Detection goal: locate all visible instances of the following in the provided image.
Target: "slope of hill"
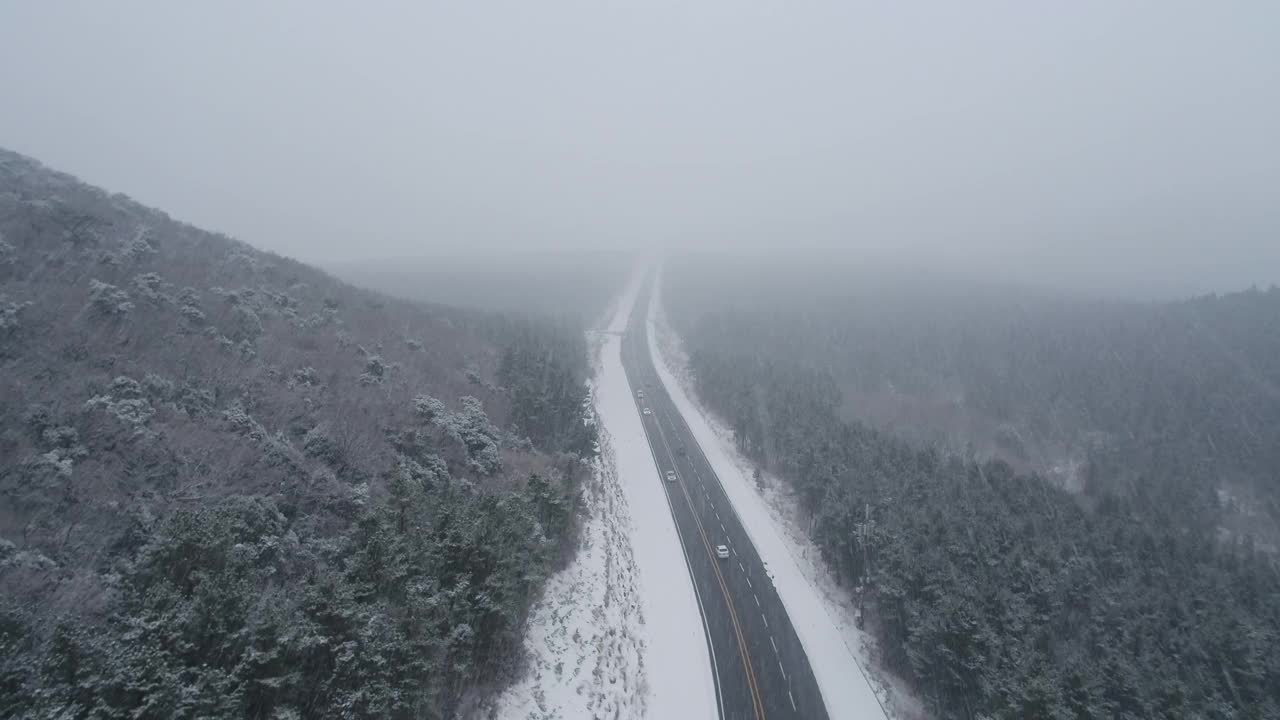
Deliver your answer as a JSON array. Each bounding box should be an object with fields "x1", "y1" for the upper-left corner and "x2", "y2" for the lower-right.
[
  {"x1": 0, "y1": 148, "x2": 595, "y2": 718},
  {"x1": 662, "y1": 256, "x2": 1280, "y2": 718}
]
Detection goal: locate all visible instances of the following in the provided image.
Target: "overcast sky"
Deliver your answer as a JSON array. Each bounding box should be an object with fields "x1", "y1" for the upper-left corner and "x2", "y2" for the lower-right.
[{"x1": 1, "y1": 2, "x2": 1276, "y2": 292}]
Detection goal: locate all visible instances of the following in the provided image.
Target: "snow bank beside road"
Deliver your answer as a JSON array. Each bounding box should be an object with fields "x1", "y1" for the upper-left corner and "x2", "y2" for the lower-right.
[
  {"x1": 601, "y1": 267, "x2": 717, "y2": 719},
  {"x1": 490, "y1": 419, "x2": 647, "y2": 720},
  {"x1": 647, "y1": 268, "x2": 896, "y2": 720},
  {"x1": 606, "y1": 266, "x2": 644, "y2": 334},
  {"x1": 492, "y1": 267, "x2": 715, "y2": 720}
]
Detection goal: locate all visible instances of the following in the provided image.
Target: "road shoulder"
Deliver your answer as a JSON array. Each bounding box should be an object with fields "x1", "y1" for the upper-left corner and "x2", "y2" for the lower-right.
[{"x1": 647, "y1": 266, "x2": 909, "y2": 720}]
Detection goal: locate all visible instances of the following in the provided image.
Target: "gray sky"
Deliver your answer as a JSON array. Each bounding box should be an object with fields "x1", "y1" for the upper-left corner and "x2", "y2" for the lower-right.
[{"x1": 1, "y1": 2, "x2": 1277, "y2": 292}]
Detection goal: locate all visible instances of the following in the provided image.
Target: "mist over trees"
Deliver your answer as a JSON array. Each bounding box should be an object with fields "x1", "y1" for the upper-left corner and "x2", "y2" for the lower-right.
[
  {"x1": 0, "y1": 148, "x2": 596, "y2": 718},
  {"x1": 330, "y1": 252, "x2": 631, "y2": 330},
  {"x1": 663, "y1": 258, "x2": 1280, "y2": 718}
]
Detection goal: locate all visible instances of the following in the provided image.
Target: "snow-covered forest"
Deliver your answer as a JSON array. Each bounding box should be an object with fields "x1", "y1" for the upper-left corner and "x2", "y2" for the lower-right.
[
  {"x1": 0, "y1": 149, "x2": 598, "y2": 718},
  {"x1": 663, "y1": 256, "x2": 1280, "y2": 718}
]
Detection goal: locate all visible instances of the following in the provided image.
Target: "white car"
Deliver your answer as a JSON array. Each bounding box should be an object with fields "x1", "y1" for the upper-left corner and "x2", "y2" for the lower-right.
[
  {"x1": 715, "y1": 544, "x2": 730, "y2": 559},
  {"x1": 642, "y1": 407, "x2": 651, "y2": 415},
  {"x1": 637, "y1": 389, "x2": 645, "y2": 398},
  {"x1": 665, "y1": 470, "x2": 677, "y2": 482}
]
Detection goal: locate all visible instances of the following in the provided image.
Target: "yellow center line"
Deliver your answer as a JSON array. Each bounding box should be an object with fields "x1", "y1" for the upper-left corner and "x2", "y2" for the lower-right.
[
  {"x1": 652, "y1": 406, "x2": 767, "y2": 720},
  {"x1": 675, "y1": 474, "x2": 767, "y2": 720}
]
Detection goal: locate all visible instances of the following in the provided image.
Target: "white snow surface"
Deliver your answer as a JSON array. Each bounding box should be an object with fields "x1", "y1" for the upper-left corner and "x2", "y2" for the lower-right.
[
  {"x1": 603, "y1": 267, "x2": 717, "y2": 719},
  {"x1": 492, "y1": 266, "x2": 717, "y2": 720},
  {"x1": 647, "y1": 267, "x2": 897, "y2": 720},
  {"x1": 488, "y1": 392, "x2": 647, "y2": 720}
]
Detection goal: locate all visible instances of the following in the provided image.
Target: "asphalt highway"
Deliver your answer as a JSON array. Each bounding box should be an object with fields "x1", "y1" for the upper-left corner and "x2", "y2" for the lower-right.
[{"x1": 621, "y1": 281, "x2": 829, "y2": 720}]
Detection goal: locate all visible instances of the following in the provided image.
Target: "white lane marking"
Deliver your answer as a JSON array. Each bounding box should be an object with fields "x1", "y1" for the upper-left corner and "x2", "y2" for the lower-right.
[
  {"x1": 738, "y1": 562, "x2": 746, "y2": 573},
  {"x1": 745, "y1": 576, "x2": 752, "y2": 589},
  {"x1": 753, "y1": 593, "x2": 760, "y2": 607},
  {"x1": 719, "y1": 522, "x2": 726, "y2": 533},
  {"x1": 732, "y1": 547, "x2": 739, "y2": 557},
  {"x1": 628, "y1": 366, "x2": 726, "y2": 716},
  {"x1": 789, "y1": 690, "x2": 797, "y2": 711},
  {"x1": 779, "y1": 663, "x2": 786, "y2": 680},
  {"x1": 762, "y1": 614, "x2": 769, "y2": 628},
  {"x1": 770, "y1": 636, "x2": 778, "y2": 655}
]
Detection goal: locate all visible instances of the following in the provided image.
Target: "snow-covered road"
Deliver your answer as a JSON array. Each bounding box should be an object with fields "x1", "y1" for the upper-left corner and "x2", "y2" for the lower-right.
[
  {"x1": 492, "y1": 266, "x2": 717, "y2": 720},
  {"x1": 647, "y1": 266, "x2": 898, "y2": 720},
  {"x1": 602, "y1": 267, "x2": 718, "y2": 719},
  {"x1": 495, "y1": 263, "x2": 907, "y2": 720}
]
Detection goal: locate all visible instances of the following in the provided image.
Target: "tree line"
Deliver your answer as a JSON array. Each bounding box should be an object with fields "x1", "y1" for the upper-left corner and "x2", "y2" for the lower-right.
[{"x1": 665, "y1": 263, "x2": 1280, "y2": 718}]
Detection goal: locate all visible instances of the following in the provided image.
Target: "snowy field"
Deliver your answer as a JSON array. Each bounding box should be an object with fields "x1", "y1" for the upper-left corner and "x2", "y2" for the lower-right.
[
  {"x1": 492, "y1": 267, "x2": 717, "y2": 720},
  {"x1": 647, "y1": 267, "x2": 914, "y2": 720}
]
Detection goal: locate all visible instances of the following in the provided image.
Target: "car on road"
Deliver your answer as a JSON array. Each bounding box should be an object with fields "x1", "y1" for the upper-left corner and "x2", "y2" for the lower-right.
[
  {"x1": 665, "y1": 470, "x2": 677, "y2": 482},
  {"x1": 715, "y1": 544, "x2": 730, "y2": 559},
  {"x1": 636, "y1": 389, "x2": 644, "y2": 398},
  {"x1": 676, "y1": 443, "x2": 687, "y2": 456},
  {"x1": 642, "y1": 407, "x2": 651, "y2": 415}
]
